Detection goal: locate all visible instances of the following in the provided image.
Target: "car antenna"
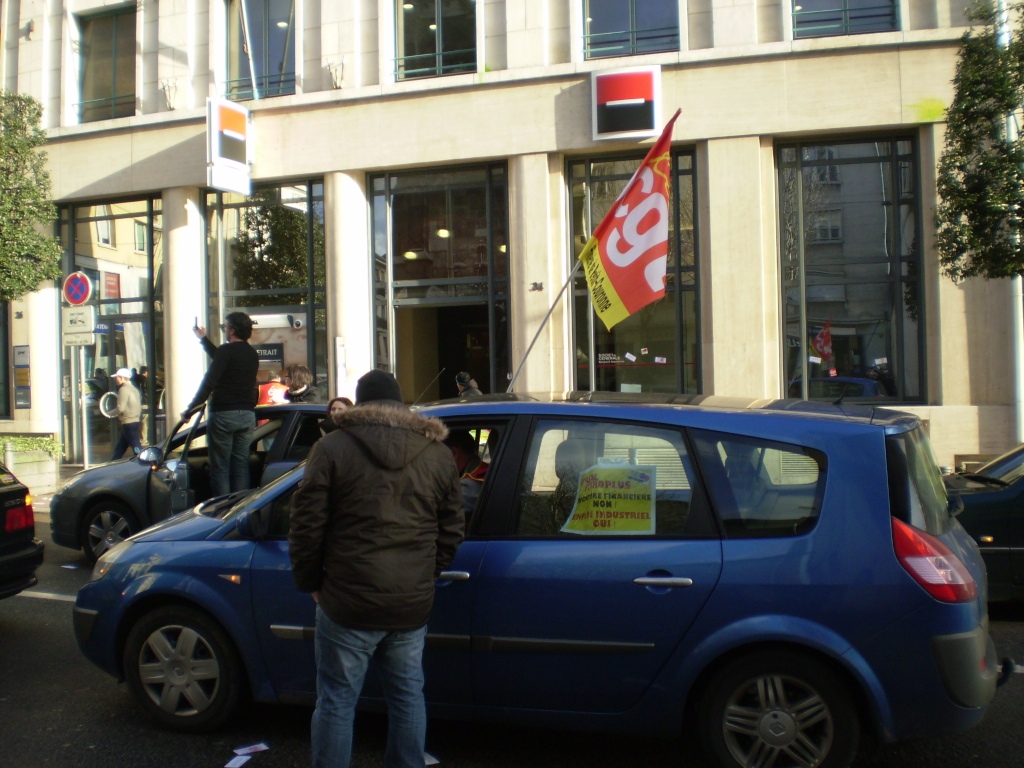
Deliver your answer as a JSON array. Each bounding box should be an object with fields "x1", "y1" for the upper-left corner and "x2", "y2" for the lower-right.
[
  {"x1": 832, "y1": 383, "x2": 851, "y2": 407},
  {"x1": 413, "y1": 368, "x2": 446, "y2": 405}
]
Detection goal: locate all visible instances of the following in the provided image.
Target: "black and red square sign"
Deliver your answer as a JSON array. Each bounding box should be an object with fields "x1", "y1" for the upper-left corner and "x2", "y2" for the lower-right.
[{"x1": 591, "y1": 66, "x2": 663, "y2": 141}]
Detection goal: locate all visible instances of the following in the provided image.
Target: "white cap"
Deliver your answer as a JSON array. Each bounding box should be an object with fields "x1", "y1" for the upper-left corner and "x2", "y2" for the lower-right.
[{"x1": 114, "y1": 367, "x2": 133, "y2": 379}]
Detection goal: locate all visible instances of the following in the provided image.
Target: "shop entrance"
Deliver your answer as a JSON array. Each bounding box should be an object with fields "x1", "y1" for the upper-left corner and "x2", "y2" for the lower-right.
[{"x1": 395, "y1": 304, "x2": 491, "y2": 402}]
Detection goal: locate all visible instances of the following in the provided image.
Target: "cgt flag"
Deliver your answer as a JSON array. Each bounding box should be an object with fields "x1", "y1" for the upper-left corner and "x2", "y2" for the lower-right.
[
  {"x1": 580, "y1": 108, "x2": 681, "y2": 331},
  {"x1": 811, "y1": 321, "x2": 833, "y2": 362}
]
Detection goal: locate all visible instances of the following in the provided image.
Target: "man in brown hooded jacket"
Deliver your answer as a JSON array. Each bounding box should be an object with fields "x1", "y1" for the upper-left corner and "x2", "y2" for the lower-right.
[{"x1": 289, "y1": 369, "x2": 464, "y2": 768}]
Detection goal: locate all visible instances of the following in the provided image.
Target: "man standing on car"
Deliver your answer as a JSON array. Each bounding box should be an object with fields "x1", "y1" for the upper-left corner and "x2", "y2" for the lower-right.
[
  {"x1": 182, "y1": 312, "x2": 259, "y2": 496},
  {"x1": 110, "y1": 367, "x2": 142, "y2": 461},
  {"x1": 289, "y1": 369, "x2": 464, "y2": 768}
]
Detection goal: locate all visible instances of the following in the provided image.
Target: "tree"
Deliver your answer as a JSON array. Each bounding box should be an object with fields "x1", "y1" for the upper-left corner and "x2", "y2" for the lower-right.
[
  {"x1": 936, "y1": 2, "x2": 1024, "y2": 281},
  {"x1": 0, "y1": 91, "x2": 62, "y2": 302},
  {"x1": 232, "y1": 187, "x2": 325, "y2": 308}
]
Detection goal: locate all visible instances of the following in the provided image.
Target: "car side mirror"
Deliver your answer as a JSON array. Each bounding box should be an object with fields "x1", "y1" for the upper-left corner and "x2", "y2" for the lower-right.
[{"x1": 138, "y1": 447, "x2": 162, "y2": 464}]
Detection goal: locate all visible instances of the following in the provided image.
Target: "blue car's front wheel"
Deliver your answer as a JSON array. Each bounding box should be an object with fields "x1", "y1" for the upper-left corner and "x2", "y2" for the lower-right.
[{"x1": 123, "y1": 605, "x2": 244, "y2": 732}]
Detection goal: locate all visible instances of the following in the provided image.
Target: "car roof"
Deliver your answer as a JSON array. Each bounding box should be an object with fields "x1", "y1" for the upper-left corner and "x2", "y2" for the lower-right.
[{"x1": 415, "y1": 391, "x2": 917, "y2": 430}]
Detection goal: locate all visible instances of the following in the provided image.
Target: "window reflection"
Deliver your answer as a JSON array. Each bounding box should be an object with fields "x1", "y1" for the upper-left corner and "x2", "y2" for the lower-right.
[
  {"x1": 570, "y1": 152, "x2": 698, "y2": 394},
  {"x1": 780, "y1": 139, "x2": 921, "y2": 400},
  {"x1": 206, "y1": 182, "x2": 327, "y2": 394},
  {"x1": 79, "y1": 10, "x2": 136, "y2": 122},
  {"x1": 227, "y1": 0, "x2": 296, "y2": 100},
  {"x1": 396, "y1": 0, "x2": 476, "y2": 80},
  {"x1": 584, "y1": 0, "x2": 680, "y2": 60}
]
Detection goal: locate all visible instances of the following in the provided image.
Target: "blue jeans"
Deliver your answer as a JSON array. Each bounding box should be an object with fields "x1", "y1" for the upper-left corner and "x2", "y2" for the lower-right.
[
  {"x1": 111, "y1": 421, "x2": 142, "y2": 462},
  {"x1": 312, "y1": 606, "x2": 427, "y2": 768},
  {"x1": 206, "y1": 409, "x2": 255, "y2": 497}
]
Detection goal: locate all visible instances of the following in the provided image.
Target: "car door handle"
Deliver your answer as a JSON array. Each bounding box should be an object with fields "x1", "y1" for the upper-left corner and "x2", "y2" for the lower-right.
[
  {"x1": 438, "y1": 571, "x2": 470, "y2": 581},
  {"x1": 633, "y1": 576, "x2": 693, "y2": 587}
]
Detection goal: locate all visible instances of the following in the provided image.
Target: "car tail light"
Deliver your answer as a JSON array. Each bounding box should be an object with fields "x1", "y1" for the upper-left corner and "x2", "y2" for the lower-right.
[
  {"x1": 892, "y1": 517, "x2": 977, "y2": 603},
  {"x1": 4, "y1": 497, "x2": 34, "y2": 533}
]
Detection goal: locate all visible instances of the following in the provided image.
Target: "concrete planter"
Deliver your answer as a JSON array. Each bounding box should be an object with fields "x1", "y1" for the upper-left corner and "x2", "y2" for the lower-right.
[{"x1": 2, "y1": 447, "x2": 59, "y2": 494}]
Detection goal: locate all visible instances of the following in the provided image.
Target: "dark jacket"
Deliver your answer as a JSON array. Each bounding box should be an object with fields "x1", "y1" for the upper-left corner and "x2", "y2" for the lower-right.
[
  {"x1": 286, "y1": 385, "x2": 322, "y2": 404},
  {"x1": 187, "y1": 337, "x2": 259, "y2": 412},
  {"x1": 288, "y1": 402, "x2": 465, "y2": 631}
]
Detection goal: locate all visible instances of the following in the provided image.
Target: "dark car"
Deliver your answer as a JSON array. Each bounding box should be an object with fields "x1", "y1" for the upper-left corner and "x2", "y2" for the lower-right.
[
  {"x1": 0, "y1": 462, "x2": 44, "y2": 600},
  {"x1": 787, "y1": 376, "x2": 888, "y2": 399},
  {"x1": 50, "y1": 403, "x2": 327, "y2": 561},
  {"x1": 944, "y1": 444, "x2": 1024, "y2": 601},
  {"x1": 75, "y1": 394, "x2": 1007, "y2": 767}
]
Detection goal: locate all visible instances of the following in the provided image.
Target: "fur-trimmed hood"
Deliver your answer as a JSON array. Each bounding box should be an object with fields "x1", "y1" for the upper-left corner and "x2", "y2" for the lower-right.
[{"x1": 332, "y1": 401, "x2": 449, "y2": 470}]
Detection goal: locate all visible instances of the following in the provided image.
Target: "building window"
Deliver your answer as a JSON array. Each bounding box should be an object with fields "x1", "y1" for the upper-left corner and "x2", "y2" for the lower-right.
[
  {"x1": 96, "y1": 206, "x2": 114, "y2": 246},
  {"x1": 779, "y1": 138, "x2": 922, "y2": 401},
  {"x1": 793, "y1": 0, "x2": 898, "y2": 39},
  {"x1": 206, "y1": 181, "x2": 327, "y2": 390},
  {"x1": 78, "y1": 10, "x2": 136, "y2": 123},
  {"x1": 584, "y1": 0, "x2": 680, "y2": 59},
  {"x1": 395, "y1": 0, "x2": 476, "y2": 80},
  {"x1": 371, "y1": 165, "x2": 510, "y2": 400},
  {"x1": 134, "y1": 221, "x2": 146, "y2": 253},
  {"x1": 807, "y1": 209, "x2": 843, "y2": 242},
  {"x1": 227, "y1": 0, "x2": 296, "y2": 101},
  {"x1": 570, "y1": 151, "x2": 700, "y2": 395},
  {"x1": 59, "y1": 199, "x2": 164, "y2": 464}
]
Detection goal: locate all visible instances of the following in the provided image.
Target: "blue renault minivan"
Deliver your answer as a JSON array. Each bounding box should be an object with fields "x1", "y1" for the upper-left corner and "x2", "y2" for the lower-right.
[{"x1": 73, "y1": 394, "x2": 1009, "y2": 767}]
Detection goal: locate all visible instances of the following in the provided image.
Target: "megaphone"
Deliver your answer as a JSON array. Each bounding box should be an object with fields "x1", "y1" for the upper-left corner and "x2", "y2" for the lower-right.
[{"x1": 98, "y1": 392, "x2": 119, "y2": 418}]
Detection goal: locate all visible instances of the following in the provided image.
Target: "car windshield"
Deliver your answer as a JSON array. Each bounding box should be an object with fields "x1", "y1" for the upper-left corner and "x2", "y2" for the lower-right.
[
  {"x1": 217, "y1": 463, "x2": 306, "y2": 522},
  {"x1": 886, "y1": 426, "x2": 951, "y2": 536},
  {"x1": 974, "y1": 445, "x2": 1024, "y2": 484}
]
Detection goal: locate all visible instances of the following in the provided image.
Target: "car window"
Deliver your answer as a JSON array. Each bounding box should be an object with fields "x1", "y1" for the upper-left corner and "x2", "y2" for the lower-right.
[
  {"x1": 284, "y1": 416, "x2": 325, "y2": 462},
  {"x1": 886, "y1": 426, "x2": 951, "y2": 535},
  {"x1": 690, "y1": 429, "x2": 825, "y2": 538},
  {"x1": 441, "y1": 421, "x2": 506, "y2": 529},
  {"x1": 512, "y1": 419, "x2": 709, "y2": 537}
]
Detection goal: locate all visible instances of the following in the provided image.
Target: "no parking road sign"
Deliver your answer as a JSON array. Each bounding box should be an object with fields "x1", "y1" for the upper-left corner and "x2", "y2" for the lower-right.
[{"x1": 63, "y1": 271, "x2": 93, "y2": 306}]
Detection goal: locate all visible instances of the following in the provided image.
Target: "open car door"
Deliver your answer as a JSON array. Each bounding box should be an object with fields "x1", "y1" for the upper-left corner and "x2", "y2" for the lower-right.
[{"x1": 147, "y1": 404, "x2": 207, "y2": 521}]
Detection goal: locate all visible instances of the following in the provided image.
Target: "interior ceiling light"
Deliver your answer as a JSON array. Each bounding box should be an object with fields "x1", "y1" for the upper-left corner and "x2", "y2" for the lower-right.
[
  {"x1": 276, "y1": 20, "x2": 289, "y2": 28},
  {"x1": 435, "y1": 228, "x2": 450, "y2": 238},
  {"x1": 403, "y1": 251, "x2": 419, "y2": 260}
]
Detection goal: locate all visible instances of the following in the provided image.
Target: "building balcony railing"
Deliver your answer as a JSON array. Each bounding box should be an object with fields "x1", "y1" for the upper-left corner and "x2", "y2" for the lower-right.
[
  {"x1": 77, "y1": 94, "x2": 135, "y2": 123},
  {"x1": 584, "y1": 27, "x2": 680, "y2": 60},
  {"x1": 793, "y1": 1, "x2": 898, "y2": 38},
  {"x1": 225, "y1": 72, "x2": 297, "y2": 102},
  {"x1": 395, "y1": 49, "x2": 476, "y2": 81}
]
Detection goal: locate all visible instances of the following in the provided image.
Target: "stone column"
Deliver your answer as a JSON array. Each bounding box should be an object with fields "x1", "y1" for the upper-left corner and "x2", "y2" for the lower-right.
[{"x1": 162, "y1": 186, "x2": 207, "y2": 419}]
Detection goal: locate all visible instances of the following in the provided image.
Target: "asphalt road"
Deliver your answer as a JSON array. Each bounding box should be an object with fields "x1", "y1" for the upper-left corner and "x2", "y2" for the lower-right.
[{"x1": 1, "y1": 495, "x2": 1022, "y2": 768}]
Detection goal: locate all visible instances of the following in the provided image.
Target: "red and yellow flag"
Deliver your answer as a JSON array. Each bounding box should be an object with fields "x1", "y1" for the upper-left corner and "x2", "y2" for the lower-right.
[{"x1": 580, "y1": 109, "x2": 681, "y2": 330}]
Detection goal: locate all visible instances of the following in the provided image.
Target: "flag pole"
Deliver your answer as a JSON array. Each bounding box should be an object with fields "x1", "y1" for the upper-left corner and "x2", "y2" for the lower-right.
[{"x1": 506, "y1": 259, "x2": 583, "y2": 393}]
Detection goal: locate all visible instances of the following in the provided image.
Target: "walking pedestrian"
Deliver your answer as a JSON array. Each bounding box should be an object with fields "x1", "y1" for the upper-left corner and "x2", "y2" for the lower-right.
[
  {"x1": 183, "y1": 312, "x2": 260, "y2": 496},
  {"x1": 289, "y1": 369, "x2": 465, "y2": 768},
  {"x1": 110, "y1": 367, "x2": 142, "y2": 461},
  {"x1": 455, "y1": 371, "x2": 482, "y2": 396}
]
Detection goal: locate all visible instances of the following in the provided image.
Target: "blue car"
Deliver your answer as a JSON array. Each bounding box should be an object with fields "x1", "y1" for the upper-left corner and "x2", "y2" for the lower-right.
[{"x1": 74, "y1": 394, "x2": 1007, "y2": 768}]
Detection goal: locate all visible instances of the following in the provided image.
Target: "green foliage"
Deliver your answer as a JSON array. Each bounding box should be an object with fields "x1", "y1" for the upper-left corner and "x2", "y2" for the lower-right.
[
  {"x1": 0, "y1": 91, "x2": 62, "y2": 302},
  {"x1": 937, "y1": 3, "x2": 1024, "y2": 281},
  {"x1": 1, "y1": 434, "x2": 63, "y2": 460},
  {"x1": 232, "y1": 187, "x2": 325, "y2": 308}
]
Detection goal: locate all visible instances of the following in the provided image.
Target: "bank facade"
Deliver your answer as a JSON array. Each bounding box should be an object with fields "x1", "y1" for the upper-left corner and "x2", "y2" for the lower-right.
[{"x1": 0, "y1": 0, "x2": 1013, "y2": 469}]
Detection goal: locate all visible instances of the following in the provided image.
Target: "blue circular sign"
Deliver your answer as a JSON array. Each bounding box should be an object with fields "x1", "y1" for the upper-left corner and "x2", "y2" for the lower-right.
[{"x1": 63, "y1": 272, "x2": 92, "y2": 306}]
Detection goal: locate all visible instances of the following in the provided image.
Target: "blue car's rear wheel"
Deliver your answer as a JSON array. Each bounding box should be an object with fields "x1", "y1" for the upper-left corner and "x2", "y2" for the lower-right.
[
  {"x1": 698, "y1": 650, "x2": 859, "y2": 768},
  {"x1": 123, "y1": 605, "x2": 243, "y2": 732}
]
